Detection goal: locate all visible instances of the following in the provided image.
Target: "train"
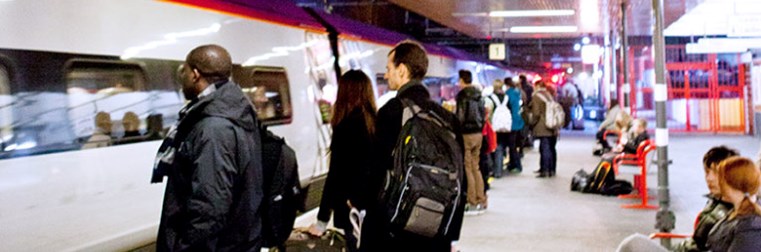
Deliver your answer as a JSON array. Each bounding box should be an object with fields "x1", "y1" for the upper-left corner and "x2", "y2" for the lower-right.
[{"x1": 0, "y1": 0, "x2": 514, "y2": 250}]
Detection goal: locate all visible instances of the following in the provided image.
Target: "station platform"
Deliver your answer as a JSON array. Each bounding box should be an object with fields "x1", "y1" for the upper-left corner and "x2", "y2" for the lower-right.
[
  {"x1": 116, "y1": 132, "x2": 761, "y2": 252},
  {"x1": 294, "y1": 132, "x2": 760, "y2": 251},
  {"x1": 454, "y1": 132, "x2": 759, "y2": 251}
]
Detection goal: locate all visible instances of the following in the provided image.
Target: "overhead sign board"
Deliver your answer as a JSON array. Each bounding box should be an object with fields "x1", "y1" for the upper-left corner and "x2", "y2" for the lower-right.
[{"x1": 489, "y1": 43, "x2": 505, "y2": 60}]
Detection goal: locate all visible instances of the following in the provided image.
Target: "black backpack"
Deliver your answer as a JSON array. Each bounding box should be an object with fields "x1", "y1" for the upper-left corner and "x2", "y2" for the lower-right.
[
  {"x1": 260, "y1": 127, "x2": 303, "y2": 248},
  {"x1": 570, "y1": 169, "x2": 590, "y2": 192},
  {"x1": 584, "y1": 160, "x2": 615, "y2": 194},
  {"x1": 457, "y1": 89, "x2": 485, "y2": 132},
  {"x1": 601, "y1": 180, "x2": 633, "y2": 196},
  {"x1": 381, "y1": 99, "x2": 464, "y2": 238}
]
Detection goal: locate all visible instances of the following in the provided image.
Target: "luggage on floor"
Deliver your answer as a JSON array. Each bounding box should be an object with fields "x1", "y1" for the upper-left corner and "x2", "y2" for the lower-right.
[{"x1": 269, "y1": 229, "x2": 346, "y2": 252}]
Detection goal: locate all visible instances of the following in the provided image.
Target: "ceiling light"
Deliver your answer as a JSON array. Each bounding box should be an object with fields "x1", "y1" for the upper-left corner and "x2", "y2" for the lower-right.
[
  {"x1": 489, "y1": 10, "x2": 575, "y2": 17},
  {"x1": 510, "y1": 26, "x2": 578, "y2": 33}
]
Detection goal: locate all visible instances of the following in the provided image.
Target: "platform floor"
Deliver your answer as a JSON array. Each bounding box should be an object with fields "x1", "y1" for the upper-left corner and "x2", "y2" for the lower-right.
[
  {"x1": 455, "y1": 132, "x2": 760, "y2": 252},
  {"x1": 149, "y1": 132, "x2": 760, "y2": 252}
]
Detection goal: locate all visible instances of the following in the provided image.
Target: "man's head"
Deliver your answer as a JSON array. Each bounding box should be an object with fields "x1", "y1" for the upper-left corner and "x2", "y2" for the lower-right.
[
  {"x1": 504, "y1": 77, "x2": 517, "y2": 88},
  {"x1": 385, "y1": 40, "x2": 428, "y2": 90},
  {"x1": 703, "y1": 146, "x2": 740, "y2": 196},
  {"x1": 458, "y1": 70, "x2": 473, "y2": 86},
  {"x1": 519, "y1": 74, "x2": 528, "y2": 85},
  {"x1": 179, "y1": 44, "x2": 232, "y2": 100}
]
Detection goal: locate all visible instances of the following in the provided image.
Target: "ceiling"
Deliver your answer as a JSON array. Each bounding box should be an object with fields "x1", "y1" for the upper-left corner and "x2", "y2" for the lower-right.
[{"x1": 388, "y1": 0, "x2": 702, "y2": 39}]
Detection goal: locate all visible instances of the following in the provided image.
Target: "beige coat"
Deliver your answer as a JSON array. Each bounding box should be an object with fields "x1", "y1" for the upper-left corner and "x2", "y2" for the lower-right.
[{"x1": 529, "y1": 89, "x2": 559, "y2": 137}]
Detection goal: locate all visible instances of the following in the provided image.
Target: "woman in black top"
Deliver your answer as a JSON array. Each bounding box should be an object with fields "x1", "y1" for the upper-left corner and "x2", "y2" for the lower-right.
[
  {"x1": 706, "y1": 156, "x2": 761, "y2": 252},
  {"x1": 308, "y1": 70, "x2": 376, "y2": 251}
]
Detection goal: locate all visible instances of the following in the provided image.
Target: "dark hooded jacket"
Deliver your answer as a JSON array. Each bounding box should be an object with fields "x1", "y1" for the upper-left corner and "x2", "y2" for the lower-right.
[
  {"x1": 362, "y1": 81, "x2": 466, "y2": 252},
  {"x1": 157, "y1": 81, "x2": 263, "y2": 252},
  {"x1": 455, "y1": 85, "x2": 485, "y2": 134}
]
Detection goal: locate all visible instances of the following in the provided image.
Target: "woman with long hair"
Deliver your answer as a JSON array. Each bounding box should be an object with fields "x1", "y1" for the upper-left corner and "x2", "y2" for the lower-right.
[
  {"x1": 308, "y1": 70, "x2": 376, "y2": 251},
  {"x1": 706, "y1": 156, "x2": 761, "y2": 251}
]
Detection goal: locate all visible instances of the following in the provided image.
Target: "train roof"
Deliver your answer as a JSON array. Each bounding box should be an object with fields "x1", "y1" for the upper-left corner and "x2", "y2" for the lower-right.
[{"x1": 166, "y1": 0, "x2": 325, "y2": 32}]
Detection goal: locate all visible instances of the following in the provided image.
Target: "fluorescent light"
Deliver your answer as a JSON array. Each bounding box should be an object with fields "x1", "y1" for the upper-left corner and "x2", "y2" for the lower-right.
[
  {"x1": 489, "y1": 10, "x2": 575, "y2": 17},
  {"x1": 510, "y1": 26, "x2": 578, "y2": 33}
]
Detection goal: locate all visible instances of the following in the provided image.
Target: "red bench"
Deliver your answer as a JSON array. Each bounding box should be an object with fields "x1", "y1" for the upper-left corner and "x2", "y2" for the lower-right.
[{"x1": 613, "y1": 139, "x2": 658, "y2": 209}]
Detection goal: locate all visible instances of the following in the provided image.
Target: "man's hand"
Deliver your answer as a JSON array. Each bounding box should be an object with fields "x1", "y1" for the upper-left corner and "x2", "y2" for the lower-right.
[{"x1": 307, "y1": 221, "x2": 327, "y2": 236}]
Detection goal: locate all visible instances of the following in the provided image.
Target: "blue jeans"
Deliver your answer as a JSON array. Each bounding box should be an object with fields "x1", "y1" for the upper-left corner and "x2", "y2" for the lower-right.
[
  {"x1": 538, "y1": 136, "x2": 557, "y2": 174},
  {"x1": 493, "y1": 133, "x2": 509, "y2": 177}
]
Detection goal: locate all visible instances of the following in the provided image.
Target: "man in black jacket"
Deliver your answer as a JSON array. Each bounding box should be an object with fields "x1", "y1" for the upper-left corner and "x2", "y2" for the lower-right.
[
  {"x1": 153, "y1": 45, "x2": 263, "y2": 251},
  {"x1": 362, "y1": 41, "x2": 466, "y2": 252},
  {"x1": 455, "y1": 69, "x2": 487, "y2": 214}
]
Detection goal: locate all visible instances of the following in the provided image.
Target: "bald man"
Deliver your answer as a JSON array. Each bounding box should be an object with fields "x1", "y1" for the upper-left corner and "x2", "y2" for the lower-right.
[{"x1": 154, "y1": 45, "x2": 263, "y2": 251}]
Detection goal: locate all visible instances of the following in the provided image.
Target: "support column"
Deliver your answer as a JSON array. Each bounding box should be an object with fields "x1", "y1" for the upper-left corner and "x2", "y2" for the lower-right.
[
  {"x1": 610, "y1": 30, "x2": 618, "y2": 102},
  {"x1": 652, "y1": 0, "x2": 674, "y2": 248},
  {"x1": 621, "y1": 1, "x2": 631, "y2": 114}
]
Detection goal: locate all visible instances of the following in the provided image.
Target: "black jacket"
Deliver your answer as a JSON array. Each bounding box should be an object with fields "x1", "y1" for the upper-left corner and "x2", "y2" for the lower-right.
[
  {"x1": 623, "y1": 132, "x2": 650, "y2": 154},
  {"x1": 673, "y1": 195, "x2": 732, "y2": 252},
  {"x1": 317, "y1": 108, "x2": 375, "y2": 228},
  {"x1": 455, "y1": 85, "x2": 485, "y2": 134},
  {"x1": 362, "y1": 81, "x2": 466, "y2": 252},
  {"x1": 157, "y1": 81, "x2": 263, "y2": 252}
]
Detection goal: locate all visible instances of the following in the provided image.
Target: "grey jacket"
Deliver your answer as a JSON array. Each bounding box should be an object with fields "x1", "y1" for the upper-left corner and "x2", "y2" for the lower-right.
[
  {"x1": 706, "y1": 212, "x2": 761, "y2": 252},
  {"x1": 157, "y1": 81, "x2": 263, "y2": 252}
]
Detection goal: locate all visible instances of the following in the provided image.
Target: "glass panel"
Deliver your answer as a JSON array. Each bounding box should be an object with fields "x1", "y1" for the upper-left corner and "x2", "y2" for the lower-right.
[
  {"x1": 65, "y1": 60, "x2": 148, "y2": 149},
  {"x1": 233, "y1": 66, "x2": 292, "y2": 126}
]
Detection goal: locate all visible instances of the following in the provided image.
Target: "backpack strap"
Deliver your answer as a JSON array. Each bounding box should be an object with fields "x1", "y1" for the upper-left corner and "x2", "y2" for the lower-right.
[
  {"x1": 490, "y1": 94, "x2": 509, "y2": 107},
  {"x1": 400, "y1": 98, "x2": 420, "y2": 126},
  {"x1": 534, "y1": 91, "x2": 552, "y2": 104}
]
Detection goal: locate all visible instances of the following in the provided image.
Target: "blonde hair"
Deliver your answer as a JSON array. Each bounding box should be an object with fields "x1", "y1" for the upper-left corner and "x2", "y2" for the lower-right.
[
  {"x1": 95, "y1": 111, "x2": 112, "y2": 133},
  {"x1": 717, "y1": 156, "x2": 761, "y2": 219},
  {"x1": 492, "y1": 79, "x2": 504, "y2": 93},
  {"x1": 122, "y1": 112, "x2": 140, "y2": 132},
  {"x1": 615, "y1": 111, "x2": 632, "y2": 131}
]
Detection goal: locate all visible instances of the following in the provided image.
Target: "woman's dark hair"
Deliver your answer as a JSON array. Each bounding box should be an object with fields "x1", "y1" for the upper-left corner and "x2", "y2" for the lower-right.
[
  {"x1": 389, "y1": 41, "x2": 428, "y2": 80},
  {"x1": 703, "y1": 145, "x2": 739, "y2": 170},
  {"x1": 504, "y1": 77, "x2": 516, "y2": 88},
  {"x1": 332, "y1": 70, "x2": 377, "y2": 134}
]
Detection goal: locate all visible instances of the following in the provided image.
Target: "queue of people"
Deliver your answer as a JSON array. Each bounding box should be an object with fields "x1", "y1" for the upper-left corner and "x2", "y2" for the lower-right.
[{"x1": 149, "y1": 43, "x2": 761, "y2": 252}]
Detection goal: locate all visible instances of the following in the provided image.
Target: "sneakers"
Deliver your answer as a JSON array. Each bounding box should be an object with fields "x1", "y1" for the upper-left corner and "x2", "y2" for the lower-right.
[{"x1": 464, "y1": 204, "x2": 486, "y2": 216}]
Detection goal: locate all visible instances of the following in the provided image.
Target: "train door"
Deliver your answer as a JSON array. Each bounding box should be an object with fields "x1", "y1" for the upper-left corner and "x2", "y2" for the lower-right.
[{"x1": 0, "y1": 64, "x2": 11, "y2": 151}]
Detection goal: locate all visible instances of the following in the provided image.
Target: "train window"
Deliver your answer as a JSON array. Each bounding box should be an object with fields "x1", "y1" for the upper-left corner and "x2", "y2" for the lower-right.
[
  {"x1": 65, "y1": 60, "x2": 146, "y2": 93},
  {"x1": 233, "y1": 66, "x2": 292, "y2": 126},
  {"x1": 65, "y1": 60, "x2": 148, "y2": 149}
]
